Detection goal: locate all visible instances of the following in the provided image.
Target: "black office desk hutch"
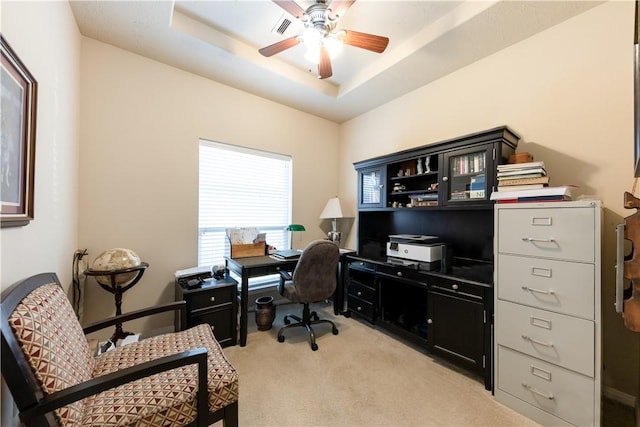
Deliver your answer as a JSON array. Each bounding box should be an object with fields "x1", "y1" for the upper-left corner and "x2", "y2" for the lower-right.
[{"x1": 346, "y1": 126, "x2": 519, "y2": 390}]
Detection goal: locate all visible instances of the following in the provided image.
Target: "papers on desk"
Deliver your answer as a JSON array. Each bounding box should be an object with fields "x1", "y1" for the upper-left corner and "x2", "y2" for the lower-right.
[{"x1": 225, "y1": 227, "x2": 266, "y2": 244}]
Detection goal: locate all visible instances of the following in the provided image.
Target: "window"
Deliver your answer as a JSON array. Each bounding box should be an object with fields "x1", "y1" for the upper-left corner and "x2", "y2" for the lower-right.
[{"x1": 198, "y1": 140, "x2": 292, "y2": 288}]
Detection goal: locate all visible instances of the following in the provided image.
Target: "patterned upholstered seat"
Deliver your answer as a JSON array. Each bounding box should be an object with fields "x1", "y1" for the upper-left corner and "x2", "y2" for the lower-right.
[{"x1": 1, "y1": 273, "x2": 238, "y2": 427}]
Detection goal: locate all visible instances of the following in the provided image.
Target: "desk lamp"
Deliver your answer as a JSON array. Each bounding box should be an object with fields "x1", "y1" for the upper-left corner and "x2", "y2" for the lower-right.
[
  {"x1": 286, "y1": 224, "x2": 305, "y2": 249},
  {"x1": 319, "y1": 197, "x2": 350, "y2": 245}
]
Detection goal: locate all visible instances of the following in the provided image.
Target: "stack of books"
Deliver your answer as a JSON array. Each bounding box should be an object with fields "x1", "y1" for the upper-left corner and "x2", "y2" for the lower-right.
[{"x1": 496, "y1": 161, "x2": 549, "y2": 191}]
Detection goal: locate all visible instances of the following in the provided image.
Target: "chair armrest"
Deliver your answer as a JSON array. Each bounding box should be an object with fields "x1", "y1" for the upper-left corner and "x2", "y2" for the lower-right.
[
  {"x1": 277, "y1": 271, "x2": 293, "y2": 295},
  {"x1": 279, "y1": 271, "x2": 292, "y2": 281},
  {"x1": 21, "y1": 347, "x2": 210, "y2": 425},
  {"x1": 83, "y1": 301, "x2": 187, "y2": 335}
]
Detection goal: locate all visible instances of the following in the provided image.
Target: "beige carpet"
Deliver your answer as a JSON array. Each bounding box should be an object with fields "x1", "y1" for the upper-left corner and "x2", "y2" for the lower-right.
[{"x1": 219, "y1": 301, "x2": 540, "y2": 427}]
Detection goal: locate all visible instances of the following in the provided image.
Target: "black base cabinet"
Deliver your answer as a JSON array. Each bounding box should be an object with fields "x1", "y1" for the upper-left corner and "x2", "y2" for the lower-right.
[
  {"x1": 175, "y1": 276, "x2": 238, "y2": 348},
  {"x1": 344, "y1": 257, "x2": 493, "y2": 390}
]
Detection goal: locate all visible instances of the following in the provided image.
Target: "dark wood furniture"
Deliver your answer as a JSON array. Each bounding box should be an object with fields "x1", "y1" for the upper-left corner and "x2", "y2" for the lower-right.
[
  {"x1": 346, "y1": 126, "x2": 519, "y2": 390},
  {"x1": 84, "y1": 263, "x2": 149, "y2": 346},
  {"x1": 175, "y1": 275, "x2": 238, "y2": 348},
  {"x1": 1, "y1": 272, "x2": 238, "y2": 427},
  {"x1": 225, "y1": 256, "x2": 299, "y2": 346}
]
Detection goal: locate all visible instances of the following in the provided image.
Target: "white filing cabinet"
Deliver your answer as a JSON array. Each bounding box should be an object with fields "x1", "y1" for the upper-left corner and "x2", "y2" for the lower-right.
[{"x1": 494, "y1": 201, "x2": 601, "y2": 426}]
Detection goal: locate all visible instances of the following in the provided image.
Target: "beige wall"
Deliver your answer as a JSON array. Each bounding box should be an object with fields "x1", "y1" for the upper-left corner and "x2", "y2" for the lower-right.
[
  {"x1": 0, "y1": 2, "x2": 81, "y2": 289},
  {"x1": 339, "y1": 1, "x2": 640, "y2": 399},
  {"x1": 2, "y1": 0, "x2": 639, "y2": 415},
  {"x1": 0, "y1": 1, "x2": 81, "y2": 425},
  {"x1": 78, "y1": 38, "x2": 340, "y2": 333}
]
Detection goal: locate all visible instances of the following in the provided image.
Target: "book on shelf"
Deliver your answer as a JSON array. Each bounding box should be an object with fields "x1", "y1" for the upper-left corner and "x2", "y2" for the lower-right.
[
  {"x1": 496, "y1": 184, "x2": 546, "y2": 192},
  {"x1": 496, "y1": 167, "x2": 546, "y2": 177},
  {"x1": 490, "y1": 185, "x2": 573, "y2": 201},
  {"x1": 498, "y1": 175, "x2": 550, "y2": 186}
]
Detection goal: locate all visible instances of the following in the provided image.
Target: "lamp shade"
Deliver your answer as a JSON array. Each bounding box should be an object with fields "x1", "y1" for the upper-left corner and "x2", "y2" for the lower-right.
[
  {"x1": 285, "y1": 224, "x2": 306, "y2": 231},
  {"x1": 319, "y1": 197, "x2": 349, "y2": 219}
]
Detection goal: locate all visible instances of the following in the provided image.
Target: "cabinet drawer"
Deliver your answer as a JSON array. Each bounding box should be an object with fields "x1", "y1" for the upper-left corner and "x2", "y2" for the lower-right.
[
  {"x1": 497, "y1": 207, "x2": 595, "y2": 262},
  {"x1": 348, "y1": 295, "x2": 375, "y2": 321},
  {"x1": 496, "y1": 300, "x2": 594, "y2": 377},
  {"x1": 497, "y1": 254, "x2": 594, "y2": 319},
  {"x1": 349, "y1": 260, "x2": 376, "y2": 272},
  {"x1": 189, "y1": 286, "x2": 235, "y2": 311},
  {"x1": 429, "y1": 276, "x2": 484, "y2": 301},
  {"x1": 377, "y1": 264, "x2": 425, "y2": 283},
  {"x1": 348, "y1": 281, "x2": 375, "y2": 302},
  {"x1": 497, "y1": 346, "x2": 594, "y2": 427}
]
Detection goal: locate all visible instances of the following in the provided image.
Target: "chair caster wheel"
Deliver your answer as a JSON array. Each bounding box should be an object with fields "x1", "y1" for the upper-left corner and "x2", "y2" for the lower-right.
[
  {"x1": 332, "y1": 327, "x2": 339, "y2": 335},
  {"x1": 278, "y1": 335, "x2": 285, "y2": 343},
  {"x1": 311, "y1": 343, "x2": 318, "y2": 351}
]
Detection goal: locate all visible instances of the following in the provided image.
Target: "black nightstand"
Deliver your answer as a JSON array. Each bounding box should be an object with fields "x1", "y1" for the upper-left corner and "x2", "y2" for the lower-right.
[{"x1": 175, "y1": 275, "x2": 238, "y2": 347}]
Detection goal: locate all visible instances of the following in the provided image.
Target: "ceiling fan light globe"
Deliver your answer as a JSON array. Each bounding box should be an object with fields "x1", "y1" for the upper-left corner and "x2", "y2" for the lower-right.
[{"x1": 303, "y1": 27, "x2": 322, "y2": 47}]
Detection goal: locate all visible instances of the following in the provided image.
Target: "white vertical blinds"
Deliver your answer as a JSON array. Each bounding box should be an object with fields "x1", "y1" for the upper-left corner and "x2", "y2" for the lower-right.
[{"x1": 198, "y1": 140, "x2": 292, "y2": 270}]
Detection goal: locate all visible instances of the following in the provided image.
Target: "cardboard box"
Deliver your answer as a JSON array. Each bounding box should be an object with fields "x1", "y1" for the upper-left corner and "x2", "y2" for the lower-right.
[{"x1": 230, "y1": 242, "x2": 266, "y2": 258}]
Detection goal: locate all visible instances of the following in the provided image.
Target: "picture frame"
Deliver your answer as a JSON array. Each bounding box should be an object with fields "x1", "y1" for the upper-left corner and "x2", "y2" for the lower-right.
[{"x1": 1, "y1": 34, "x2": 37, "y2": 227}]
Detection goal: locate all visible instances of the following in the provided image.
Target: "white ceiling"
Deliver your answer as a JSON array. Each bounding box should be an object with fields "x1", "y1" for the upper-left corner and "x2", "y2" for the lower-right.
[{"x1": 69, "y1": 0, "x2": 601, "y2": 123}]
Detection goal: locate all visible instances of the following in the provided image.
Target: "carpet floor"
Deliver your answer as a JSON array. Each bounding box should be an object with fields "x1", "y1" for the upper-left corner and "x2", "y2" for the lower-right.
[{"x1": 219, "y1": 301, "x2": 542, "y2": 426}]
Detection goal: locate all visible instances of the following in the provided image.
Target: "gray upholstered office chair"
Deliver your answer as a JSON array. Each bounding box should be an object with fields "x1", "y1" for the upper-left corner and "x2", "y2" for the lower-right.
[{"x1": 277, "y1": 239, "x2": 340, "y2": 351}]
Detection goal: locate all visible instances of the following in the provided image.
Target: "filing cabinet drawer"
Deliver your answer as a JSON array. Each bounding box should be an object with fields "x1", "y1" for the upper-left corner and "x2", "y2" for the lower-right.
[
  {"x1": 348, "y1": 295, "x2": 375, "y2": 321},
  {"x1": 497, "y1": 207, "x2": 595, "y2": 262},
  {"x1": 497, "y1": 254, "x2": 594, "y2": 319},
  {"x1": 496, "y1": 300, "x2": 594, "y2": 377},
  {"x1": 348, "y1": 281, "x2": 375, "y2": 303},
  {"x1": 497, "y1": 346, "x2": 595, "y2": 427},
  {"x1": 189, "y1": 286, "x2": 235, "y2": 311}
]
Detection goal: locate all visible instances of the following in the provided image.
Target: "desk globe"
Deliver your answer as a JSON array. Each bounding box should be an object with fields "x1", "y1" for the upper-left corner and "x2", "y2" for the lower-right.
[{"x1": 85, "y1": 248, "x2": 149, "y2": 349}]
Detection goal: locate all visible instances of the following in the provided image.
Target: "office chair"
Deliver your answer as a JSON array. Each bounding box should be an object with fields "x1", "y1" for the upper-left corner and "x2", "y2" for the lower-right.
[{"x1": 277, "y1": 239, "x2": 340, "y2": 351}]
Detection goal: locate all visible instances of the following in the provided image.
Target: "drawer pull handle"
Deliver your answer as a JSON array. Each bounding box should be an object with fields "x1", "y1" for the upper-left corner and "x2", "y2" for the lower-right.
[
  {"x1": 522, "y1": 237, "x2": 556, "y2": 243},
  {"x1": 452, "y1": 284, "x2": 459, "y2": 290},
  {"x1": 521, "y1": 286, "x2": 555, "y2": 296},
  {"x1": 210, "y1": 296, "x2": 216, "y2": 302},
  {"x1": 427, "y1": 318, "x2": 433, "y2": 324},
  {"x1": 522, "y1": 383, "x2": 554, "y2": 400},
  {"x1": 521, "y1": 335, "x2": 554, "y2": 348},
  {"x1": 357, "y1": 306, "x2": 362, "y2": 311},
  {"x1": 357, "y1": 291, "x2": 362, "y2": 296},
  {"x1": 397, "y1": 271, "x2": 403, "y2": 277}
]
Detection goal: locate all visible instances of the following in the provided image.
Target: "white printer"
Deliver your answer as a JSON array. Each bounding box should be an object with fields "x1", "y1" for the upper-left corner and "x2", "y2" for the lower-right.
[{"x1": 386, "y1": 234, "x2": 442, "y2": 270}]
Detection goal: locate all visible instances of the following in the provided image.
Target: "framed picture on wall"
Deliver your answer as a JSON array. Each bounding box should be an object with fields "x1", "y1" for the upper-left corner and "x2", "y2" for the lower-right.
[{"x1": 1, "y1": 34, "x2": 37, "y2": 228}]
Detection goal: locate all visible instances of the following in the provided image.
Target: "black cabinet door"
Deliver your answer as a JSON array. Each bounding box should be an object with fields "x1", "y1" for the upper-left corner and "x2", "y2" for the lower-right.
[
  {"x1": 427, "y1": 290, "x2": 485, "y2": 374},
  {"x1": 190, "y1": 304, "x2": 235, "y2": 347}
]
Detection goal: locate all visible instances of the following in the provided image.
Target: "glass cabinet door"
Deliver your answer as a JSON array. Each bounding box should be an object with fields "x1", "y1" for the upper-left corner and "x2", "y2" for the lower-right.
[
  {"x1": 442, "y1": 146, "x2": 492, "y2": 204},
  {"x1": 358, "y1": 167, "x2": 385, "y2": 208}
]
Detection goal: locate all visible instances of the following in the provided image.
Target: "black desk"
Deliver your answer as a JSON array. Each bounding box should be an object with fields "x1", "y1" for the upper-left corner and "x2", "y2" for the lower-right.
[
  {"x1": 225, "y1": 251, "x2": 354, "y2": 346},
  {"x1": 225, "y1": 256, "x2": 298, "y2": 347}
]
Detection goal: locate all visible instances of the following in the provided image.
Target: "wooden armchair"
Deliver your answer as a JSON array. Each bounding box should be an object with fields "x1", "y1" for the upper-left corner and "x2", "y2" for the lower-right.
[{"x1": 0, "y1": 272, "x2": 239, "y2": 426}]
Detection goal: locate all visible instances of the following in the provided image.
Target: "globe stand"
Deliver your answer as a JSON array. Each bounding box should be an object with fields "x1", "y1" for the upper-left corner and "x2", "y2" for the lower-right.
[{"x1": 85, "y1": 263, "x2": 149, "y2": 351}]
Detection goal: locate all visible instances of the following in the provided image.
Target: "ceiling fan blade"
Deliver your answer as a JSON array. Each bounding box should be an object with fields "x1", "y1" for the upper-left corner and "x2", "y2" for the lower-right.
[
  {"x1": 318, "y1": 47, "x2": 332, "y2": 79},
  {"x1": 273, "y1": 0, "x2": 306, "y2": 19},
  {"x1": 328, "y1": 0, "x2": 356, "y2": 20},
  {"x1": 259, "y1": 36, "x2": 301, "y2": 57},
  {"x1": 341, "y1": 30, "x2": 389, "y2": 53}
]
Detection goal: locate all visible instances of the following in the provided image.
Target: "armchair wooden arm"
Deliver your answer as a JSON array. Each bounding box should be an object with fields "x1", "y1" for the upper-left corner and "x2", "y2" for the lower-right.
[{"x1": 82, "y1": 300, "x2": 187, "y2": 334}]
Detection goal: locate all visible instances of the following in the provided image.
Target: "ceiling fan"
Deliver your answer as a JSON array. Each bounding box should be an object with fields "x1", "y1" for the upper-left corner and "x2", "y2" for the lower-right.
[{"x1": 258, "y1": 0, "x2": 390, "y2": 79}]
